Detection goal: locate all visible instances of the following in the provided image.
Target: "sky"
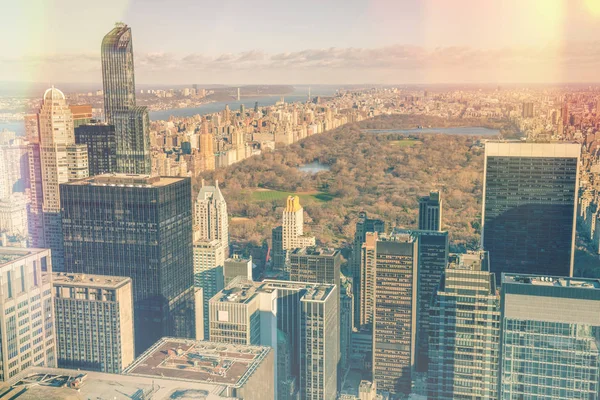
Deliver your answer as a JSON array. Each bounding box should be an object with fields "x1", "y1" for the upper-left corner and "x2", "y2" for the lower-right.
[{"x1": 2, "y1": 0, "x2": 600, "y2": 86}]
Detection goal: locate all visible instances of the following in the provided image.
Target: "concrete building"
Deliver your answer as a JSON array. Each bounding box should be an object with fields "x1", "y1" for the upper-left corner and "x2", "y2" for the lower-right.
[
  {"x1": 281, "y1": 196, "x2": 315, "y2": 254},
  {"x1": 428, "y1": 251, "x2": 499, "y2": 400},
  {"x1": 0, "y1": 194, "x2": 28, "y2": 238},
  {"x1": 289, "y1": 247, "x2": 341, "y2": 286},
  {"x1": 500, "y1": 274, "x2": 600, "y2": 399},
  {"x1": 418, "y1": 190, "x2": 442, "y2": 231},
  {"x1": 61, "y1": 174, "x2": 196, "y2": 354},
  {"x1": 223, "y1": 255, "x2": 252, "y2": 286},
  {"x1": 195, "y1": 180, "x2": 229, "y2": 256},
  {"x1": 199, "y1": 131, "x2": 215, "y2": 171},
  {"x1": 0, "y1": 248, "x2": 56, "y2": 381},
  {"x1": 263, "y1": 280, "x2": 339, "y2": 400},
  {"x1": 359, "y1": 232, "x2": 378, "y2": 329},
  {"x1": 52, "y1": 273, "x2": 134, "y2": 373},
  {"x1": 482, "y1": 142, "x2": 580, "y2": 279},
  {"x1": 372, "y1": 233, "x2": 418, "y2": 395},
  {"x1": 36, "y1": 87, "x2": 89, "y2": 270},
  {"x1": 193, "y1": 239, "x2": 225, "y2": 340},
  {"x1": 352, "y1": 212, "x2": 385, "y2": 328}
]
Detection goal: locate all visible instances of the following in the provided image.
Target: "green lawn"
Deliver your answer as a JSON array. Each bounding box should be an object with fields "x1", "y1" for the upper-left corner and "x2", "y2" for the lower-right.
[
  {"x1": 389, "y1": 138, "x2": 420, "y2": 147},
  {"x1": 250, "y1": 189, "x2": 334, "y2": 203}
]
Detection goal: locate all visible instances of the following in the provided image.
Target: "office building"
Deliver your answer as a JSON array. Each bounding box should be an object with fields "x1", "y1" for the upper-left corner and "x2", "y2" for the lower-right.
[
  {"x1": 0, "y1": 247, "x2": 56, "y2": 381},
  {"x1": 289, "y1": 247, "x2": 341, "y2": 285},
  {"x1": 0, "y1": 194, "x2": 28, "y2": 237},
  {"x1": 52, "y1": 273, "x2": 134, "y2": 374},
  {"x1": 74, "y1": 122, "x2": 117, "y2": 176},
  {"x1": 223, "y1": 255, "x2": 252, "y2": 286},
  {"x1": 101, "y1": 23, "x2": 136, "y2": 124},
  {"x1": 101, "y1": 24, "x2": 151, "y2": 175},
  {"x1": 69, "y1": 104, "x2": 93, "y2": 128},
  {"x1": 271, "y1": 225, "x2": 285, "y2": 269},
  {"x1": 428, "y1": 251, "x2": 500, "y2": 400},
  {"x1": 418, "y1": 190, "x2": 442, "y2": 231},
  {"x1": 393, "y1": 228, "x2": 449, "y2": 372},
  {"x1": 500, "y1": 274, "x2": 600, "y2": 399},
  {"x1": 193, "y1": 238, "x2": 225, "y2": 340},
  {"x1": 482, "y1": 142, "x2": 580, "y2": 279},
  {"x1": 37, "y1": 87, "x2": 89, "y2": 270},
  {"x1": 0, "y1": 137, "x2": 29, "y2": 200},
  {"x1": 352, "y1": 212, "x2": 385, "y2": 328},
  {"x1": 372, "y1": 233, "x2": 418, "y2": 395},
  {"x1": 339, "y1": 276, "x2": 353, "y2": 371},
  {"x1": 195, "y1": 179, "x2": 229, "y2": 255},
  {"x1": 263, "y1": 280, "x2": 339, "y2": 400},
  {"x1": 61, "y1": 174, "x2": 195, "y2": 354}
]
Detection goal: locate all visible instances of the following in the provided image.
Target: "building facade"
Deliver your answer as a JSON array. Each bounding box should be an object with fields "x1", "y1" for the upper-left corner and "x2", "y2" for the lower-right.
[
  {"x1": 500, "y1": 274, "x2": 600, "y2": 399},
  {"x1": 193, "y1": 238, "x2": 225, "y2": 340},
  {"x1": 482, "y1": 142, "x2": 580, "y2": 279},
  {"x1": 61, "y1": 174, "x2": 196, "y2": 354},
  {"x1": 0, "y1": 248, "x2": 56, "y2": 381},
  {"x1": 194, "y1": 180, "x2": 229, "y2": 254},
  {"x1": 53, "y1": 273, "x2": 134, "y2": 373},
  {"x1": 74, "y1": 122, "x2": 117, "y2": 176},
  {"x1": 418, "y1": 190, "x2": 443, "y2": 231},
  {"x1": 223, "y1": 255, "x2": 252, "y2": 286},
  {"x1": 428, "y1": 251, "x2": 500, "y2": 400}
]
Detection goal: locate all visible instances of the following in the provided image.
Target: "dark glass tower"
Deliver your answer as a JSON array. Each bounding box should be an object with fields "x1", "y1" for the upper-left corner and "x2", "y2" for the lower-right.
[
  {"x1": 418, "y1": 190, "x2": 442, "y2": 231},
  {"x1": 101, "y1": 23, "x2": 136, "y2": 123},
  {"x1": 74, "y1": 122, "x2": 117, "y2": 176},
  {"x1": 101, "y1": 24, "x2": 151, "y2": 175},
  {"x1": 60, "y1": 174, "x2": 196, "y2": 354},
  {"x1": 482, "y1": 142, "x2": 580, "y2": 279}
]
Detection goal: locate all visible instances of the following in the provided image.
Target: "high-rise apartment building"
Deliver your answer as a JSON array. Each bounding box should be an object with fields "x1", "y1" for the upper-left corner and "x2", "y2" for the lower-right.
[
  {"x1": 272, "y1": 196, "x2": 316, "y2": 270},
  {"x1": 36, "y1": 87, "x2": 89, "y2": 270},
  {"x1": 193, "y1": 239, "x2": 225, "y2": 340},
  {"x1": 339, "y1": 277, "x2": 353, "y2": 372},
  {"x1": 428, "y1": 251, "x2": 500, "y2": 400},
  {"x1": 372, "y1": 233, "x2": 418, "y2": 395},
  {"x1": 0, "y1": 194, "x2": 28, "y2": 237},
  {"x1": 61, "y1": 174, "x2": 196, "y2": 354},
  {"x1": 101, "y1": 24, "x2": 151, "y2": 175},
  {"x1": 0, "y1": 248, "x2": 56, "y2": 381},
  {"x1": 522, "y1": 101, "x2": 534, "y2": 118},
  {"x1": 53, "y1": 273, "x2": 134, "y2": 373},
  {"x1": 199, "y1": 131, "x2": 215, "y2": 171},
  {"x1": 359, "y1": 232, "x2": 377, "y2": 329},
  {"x1": 352, "y1": 212, "x2": 384, "y2": 328},
  {"x1": 289, "y1": 247, "x2": 341, "y2": 285},
  {"x1": 74, "y1": 122, "x2": 117, "y2": 176},
  {"x1": 393, "y1": 228, "x2": 449, "y2": 372},
  {"x1": 223, "y1": 255, "x2": 252, "y2": 286},
  {"x1": 263, "y1": 280, "x2": 339, "y2": 400},
  {"x1": 418, "y1": 190, "x2": 442, "y2": 231},
  {"x1": 482, "y1": 142, "x2": 580, "y2": 279},
  {"x1": 195, "y1": 180, "x2": 229, "y2": 254},
  {"x1": 500, "y1": 274, "x2": 600, "y2": 399}
]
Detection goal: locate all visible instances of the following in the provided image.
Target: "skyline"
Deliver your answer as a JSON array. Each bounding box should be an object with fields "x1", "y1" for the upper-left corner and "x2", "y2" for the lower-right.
[{"x1": 3, "y1": 0, "x2": 600, "y2": 85}]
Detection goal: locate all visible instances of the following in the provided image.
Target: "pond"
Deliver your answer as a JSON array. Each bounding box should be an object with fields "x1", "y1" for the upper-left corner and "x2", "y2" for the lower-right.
[{"x1": 298, "y1": 162, "x2": 331, "y2": 174}]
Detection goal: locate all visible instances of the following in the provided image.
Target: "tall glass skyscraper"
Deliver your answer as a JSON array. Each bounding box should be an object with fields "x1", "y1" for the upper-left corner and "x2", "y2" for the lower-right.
[
  {"x1": 60, "y1": 174, "x2": 196, "y2": 354},
  {"x1": 101, "y1": 24, "x2": 151, "y2": 175},
  {"x1": 482, "y1": 142, "x2": 580, "y2": 279},
  {"x1": 500, "y1": 274, "x2": 600, "y2": 399}
]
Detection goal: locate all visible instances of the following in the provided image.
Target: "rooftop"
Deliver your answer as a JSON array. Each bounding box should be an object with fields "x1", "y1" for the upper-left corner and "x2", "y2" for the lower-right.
[
  {"x1": 503, "y1": 274, "x2": 600, "y2": 289},
  {"x1": 291, "y1": 247, "x2": 339, "y2": 257},
  {"x1": 124, "y1": 338, "x2": 271, "y2": 389},
  {"x1": 485, "y1": 141, "x2": 581, "y2": 158},
  {"x1": 52, "y1": 272, "x2": 131, "y2": 289},
  {"x1": 0, "y1": 366, "x2": 233, "y2": 400},
  {"x1": 262, "y1": 279, "x2": 336, "y2": 301},
  {"x1": 0, "y1": 248, "x2": 47, "y2": 267},
  {"x1": 65, "y1": 173, "x2": 183, "y2": 188},
  {"x1": 212, "y1": 279, "x2": 274, "y2": 304}
]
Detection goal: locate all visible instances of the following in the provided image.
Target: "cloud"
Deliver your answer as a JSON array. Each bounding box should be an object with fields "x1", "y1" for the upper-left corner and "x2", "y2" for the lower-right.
[{"x1": 2, "y1": 42, "x2": 600, "y2": 84}]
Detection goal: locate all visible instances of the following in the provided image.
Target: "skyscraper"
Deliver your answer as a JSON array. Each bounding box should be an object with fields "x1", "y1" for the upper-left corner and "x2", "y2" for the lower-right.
[
  {"x1": 272, "y1": 196, "x2": 316, "y2": 270},
  {"x1": 101, "y1": 23, "x2": 136, "y2": 124},
  {"x1": 418, "y1": 190, "x2": 442, "y2": 231},
  {"x1": 0, "y1": 247, "x2": 56, "y2": 380},
  {"x1": 192, "y1": 238, "x2": 224, "y2": 340},
  {"x1": 288, "y1": 247, "x2": 341, "y2": 285},
  {"x1": 101, "y1": 24, "x2": 151, "y2": 175},
  {"x1": 372, "y1": 233, "x2": 418, "y2": 395},
  {"x1": 194, "y1": 179, "x2": 229, "y2": 254},
  {"x1": 61, "y1": 174, "x2": 196, "y2": 354},
  {"x1": 500, "y1": 274, "x2": 600, "y2": 399},
  {"x1": 36, "y1": 87, "x2": 89, "y2": 270},
  {"x1": 53, "y1": 273, "x2": 135, "y2": 373},
  {"x1": 352, "y1": 212, "x2": 385, "y2": 328},
  {"x1": 74, "y1": 122, "x2": 117, "y2": 176},
  {"x1": 199, "y1": 131, "x2": 215, "y2": 171},
  {"x1": 482, "y1": 142, "x2": 580, "y2": 279},
  {"x1": 359, "y1": 232, "x2": 377, "y2": 329},
  {"x1": 428, "y1": 251, "x2": 500, "y2": 400}
]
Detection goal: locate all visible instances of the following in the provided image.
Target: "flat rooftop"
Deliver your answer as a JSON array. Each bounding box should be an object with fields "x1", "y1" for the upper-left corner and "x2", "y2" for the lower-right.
[
  {"x1": 485, "y1": 141, "x2": 581, "y2": 158},
  {"x1": 302, "y1": 285, "x2": 336, "y2": 302},
  {"x1": 124, "y1": 338, "x2": 271, "y2": 389},
  {"x1": 0, "y1": 248, "x2": 47, "y2": 267},
  {"x1": 52, "y1": 272, "x2": 131, "y2": 289},
  {"x1": 0, "y1": 366, "x2": 233, "y2": 400},
  {"x1": 261, "y1": 279, "x2": 336, "y2": 301},
  {"x1": 503, "y1": 274, "x2": 600, "y2": 289},
  {"x1": 212, "y1": 280, "x2": 275, "y2": 304},
  {"x1": 291, "y1": 247, "x2": 338, "y2": 257},
  {"x1": 65, "y1": 173, "x2": 183, "y2": 188}
]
